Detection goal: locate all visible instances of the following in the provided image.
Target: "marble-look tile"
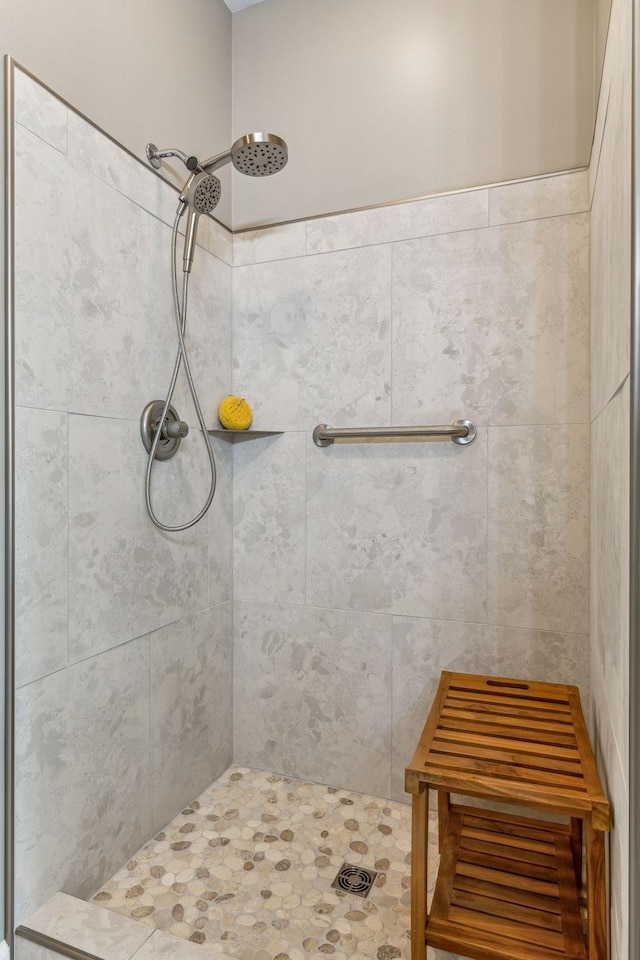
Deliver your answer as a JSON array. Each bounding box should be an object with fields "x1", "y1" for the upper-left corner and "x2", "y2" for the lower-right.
[
  {"x1": 392, "y1": 214, "x2": 590, "y2": 426},
  {"x1": 14, "y1": 69, "x2": 68, "y2": 154},
  {"x1": 591, "y1": 15, "x2": 632, "y2": 418},
  {"x1": 488, "y1": 424, "x2": 589, "y2": 634},
  {"x1": 149, "y1": 222, "x2": 232, "y2": 429},
  {"x1": 131, "y1": 930, "x2": 216, "y2": 960},
  {"x1": 19, "y1": 894, "x2": 152, "y2": 960},
  {"x1": 234, "y1": 602, "x2": 393, "y2": 796},
  {"x1": 15, "y1": 123, "x2": 152, "y2": 420},
  {"x1": 208, "y1": 439, "x2": 233, "y2": 605},
  {"x1": 591, "y1": 381, "x2": 630, "y2": 772},
  {"x1": 306, "y1": 189, "x2": 488, "y2": 254},
  {"x1": 15, "y1": 643, "x2": 151, "y2": 922},
  {"x1": 590, "y1": 0, "x2": 631, "y2": 205},
  {"x1": 67, "y1": 112, "x2": 181, "y2": 232},
  {"x1": 391, "y1": 616, "x2": 589, "y2": 801},
  {"x1": 233, "y1": 432, "x2": 306, "y2": 604},
  {"x1": 16, "y1": 938, "x2": 71, "y2": 960},
  {"x1": 15, "y1": 407, "x2": 69, "y2": 687},
  {"x1": 150, "y1": 603, "x2": 233, "y2": 832},
  {"x1": 489, "y1": 171, "x2": 589, "y2": 225},
  {"x1": 233, "y1": 221, "x2": 306, "y2": 266},
  {"x1": 307, "y1": 432, "x2": 487, "y2": 622},
  {"x1": 68, "y1": 415, "x2": 209, "y2": 663},
  {"x1": 232, "y1": 245, "x2": 392, "y2": 431}
]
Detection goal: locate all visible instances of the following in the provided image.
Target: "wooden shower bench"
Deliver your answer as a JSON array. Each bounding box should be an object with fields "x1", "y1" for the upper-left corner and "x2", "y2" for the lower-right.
[{"x1": 405, "y1": 672, "x2": 610, "y2": 960}]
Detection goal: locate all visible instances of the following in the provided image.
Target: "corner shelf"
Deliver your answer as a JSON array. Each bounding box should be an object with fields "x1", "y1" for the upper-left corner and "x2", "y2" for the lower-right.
[{"x1": 207, "y1": 429, "x2": 283, "y2": 443}]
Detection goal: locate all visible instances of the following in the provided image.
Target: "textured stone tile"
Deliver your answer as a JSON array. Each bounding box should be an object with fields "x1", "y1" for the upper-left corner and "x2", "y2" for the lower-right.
[
  {"x1": 234, "y1": 221, "x2": 306, "y2": 266},
  {"x1": 306, "y1": 190, "x2": 488, "y2": 254},
  {"x1": 150, "y1": 604, "x2": 233, "y2": 832},
  {"x1": 148, "y1": 221, "x2": 232, "y2": 429},
  {"x1": 591, "y1": 381, "x2": 629, "y2": 767},
  {"x1": 591, "y1": 10, "x2": 632, "y2": 417},
  {"x1": 15, "y1": 124, "x2": 152, "y2": 421},
  {"x1": 489, "y1": 171, "x2": 589, "y2": 225},
  {"x1": 15, "y1": 407, "x2": 68, "y2": 688},
  {"x1": 208, "y1": 216, "x2": 234, "y2": 266},
  {"x1": 488, "y1": 424, "x2": 589, "y2": 634},
  {"x1": 208, "y1": 439, "x2": 233, "y2": 605},
  {"x1": 233, "y1": 433, "x2": 305, "y2": 604},
  {"x1": 15, "y1": 643, "x2": 151, "y2": 922},
  {"x1": 14, "y1": 69, "x2": 68, "y2": 154},
  {"x1": 95, "y1": 765, "x2": 419, "y2": 959},
  {"x1": 307, "y1": 432, "x2": 487, "y2": 622},
  {"x1": 67, "y1": 112, "x2": 182, "y2": 233},
  {"x1": 392, "y1": 214, "x2": 589, "y2": 426},
  {"x1": 234, "y1": 603, "x2": 392, "y2": 796},
  {"x1": 233, "y1": 245, "x2": 391, "y2": 431},
  {"x1": 68, "y1": 416, "x2": 209, "y2": 663},
  {"x1": 391, "y1": 617, "x2": 589, "y2": 801},
  {"x1": 19, "y1": 893, "x2": 151, "y2": 960}
]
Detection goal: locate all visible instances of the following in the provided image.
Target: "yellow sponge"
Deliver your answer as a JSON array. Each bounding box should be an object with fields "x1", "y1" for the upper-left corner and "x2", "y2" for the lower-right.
[{"x1": 218, "y1": 395, "x2": 253, "y2": 430}]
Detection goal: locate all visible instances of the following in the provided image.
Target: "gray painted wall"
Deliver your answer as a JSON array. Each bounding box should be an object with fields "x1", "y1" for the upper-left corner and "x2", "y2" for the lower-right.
[{"x1": 232, "y1": 0, "x2": 595, "y2": 227}]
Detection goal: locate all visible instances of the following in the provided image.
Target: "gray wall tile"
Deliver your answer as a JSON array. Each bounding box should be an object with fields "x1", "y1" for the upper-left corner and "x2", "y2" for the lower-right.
[
  {"x1": 14, "y1": 69, "x2": 68, "y2": 155},
  {"x1": 232, "y1": 245, "x2": 392, "y2": 432},
  {"x1": 15, "y1": 407, "x2": 69, "y2": 688},
  {"x1": 150, "y1": 604, "x2": 233, "y2": 832},
  {"x1": 234, "y1": 601, "x2": 393, "y2": 797},
  {"x1": 392, "y1": 215, "x2": 589, "y2": 426},
  {"x1": 488, "y1": 424, "x2": 589, "y2": 634},
  {"x1": 15, "y1": 642, "x2": 151, "y2": 922},
  {"x1": 234, "y1": 432, "x2": 306, "y2": 604},
  {"x1": 68, "y1": 415, "x2": 209, "y2": 663},
  {"x1": 306, "y1": 433, "x2": 488, "y2": 621}
]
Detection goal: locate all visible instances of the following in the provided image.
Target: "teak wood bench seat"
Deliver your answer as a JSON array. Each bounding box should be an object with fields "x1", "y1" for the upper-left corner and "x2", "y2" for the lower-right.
[{"x1": 405, "y1": 672, "x2": 610, "y2": 960}]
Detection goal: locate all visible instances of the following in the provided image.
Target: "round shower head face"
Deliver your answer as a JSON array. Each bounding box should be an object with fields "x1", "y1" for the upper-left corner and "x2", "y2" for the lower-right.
[
  {"x1": 193, "y1": 173, "x2": 222, "y2": 213},
  {"x1": 231, "y1": 133, "x2": 288, "y2": 177}
]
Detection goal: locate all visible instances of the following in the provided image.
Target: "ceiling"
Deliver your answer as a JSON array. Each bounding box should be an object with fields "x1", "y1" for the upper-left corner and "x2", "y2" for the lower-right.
[{"x1": 223, "y1": 0, "x2": 266, "y2": 11}]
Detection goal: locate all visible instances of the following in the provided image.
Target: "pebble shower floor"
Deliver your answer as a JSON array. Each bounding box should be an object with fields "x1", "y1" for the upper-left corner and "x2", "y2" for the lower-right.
[{"x1": 91, "y1": 766, "x2": 440, "y2": 960}]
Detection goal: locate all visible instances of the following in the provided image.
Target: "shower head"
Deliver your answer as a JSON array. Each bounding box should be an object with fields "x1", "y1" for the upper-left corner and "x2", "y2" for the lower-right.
[
  {"x1": 179, "y1": 171, "x2": 221, "y2": 273},
  {"x1": 230, "y1": 133, "x2": 288, "y2": 177},
  {"x1": 201, "y1": 133, "x2": 288, "y2": 177}
]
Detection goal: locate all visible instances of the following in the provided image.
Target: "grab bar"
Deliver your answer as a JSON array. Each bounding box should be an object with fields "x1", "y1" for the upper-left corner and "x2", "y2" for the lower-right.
[{"x1": 312, "y1": 419, "x2": 477, "y2": 447}]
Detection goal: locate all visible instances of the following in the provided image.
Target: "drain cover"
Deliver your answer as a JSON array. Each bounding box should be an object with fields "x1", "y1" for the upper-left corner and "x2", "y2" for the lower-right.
[{"x1": 331, "y1": 863, "x2": 377, "y2": 898}]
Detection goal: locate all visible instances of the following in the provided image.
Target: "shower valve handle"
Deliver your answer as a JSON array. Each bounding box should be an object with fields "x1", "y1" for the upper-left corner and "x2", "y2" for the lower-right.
[{"x1": 162, "y1": 418, "x2": 189, "y2": 440}]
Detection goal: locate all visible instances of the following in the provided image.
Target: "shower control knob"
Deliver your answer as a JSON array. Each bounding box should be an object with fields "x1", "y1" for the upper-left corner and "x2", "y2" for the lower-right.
[{"x1": 162, "y1": 418, "x2": 189, "y2": 440}]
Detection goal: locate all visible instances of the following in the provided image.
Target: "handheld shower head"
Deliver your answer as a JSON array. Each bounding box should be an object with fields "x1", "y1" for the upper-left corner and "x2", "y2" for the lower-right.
[
  {"x1": 179, "y1": 171, "x2": 221, "y2": 273},
  {"x1": 230, "y1": 133, "x2": 288, "y2": 177}
]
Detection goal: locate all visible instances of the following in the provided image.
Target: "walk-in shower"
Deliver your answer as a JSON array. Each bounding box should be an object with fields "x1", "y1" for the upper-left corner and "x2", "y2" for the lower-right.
[{"x1": 141, "y1": 133, "x2": 288, "y2": 531}]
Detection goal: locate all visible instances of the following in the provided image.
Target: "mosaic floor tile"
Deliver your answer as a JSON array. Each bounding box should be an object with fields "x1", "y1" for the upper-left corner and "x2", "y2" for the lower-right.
[{"x1": 92, "y1": 766, "x2": 441, "y2": 960}]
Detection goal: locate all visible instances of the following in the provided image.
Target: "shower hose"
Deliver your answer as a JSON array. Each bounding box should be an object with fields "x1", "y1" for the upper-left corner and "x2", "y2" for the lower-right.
[{"x1": 144, "y1": 204, "x2": 217, "y2": 531}]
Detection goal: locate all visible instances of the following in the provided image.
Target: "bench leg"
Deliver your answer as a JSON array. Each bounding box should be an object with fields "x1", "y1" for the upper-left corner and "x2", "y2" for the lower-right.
[
  {"x1": 586, "y1": 817, "x2": 607, "y2": 960},
  {"x1": 570, "y1": 817, "x2": 583, "y2": 887},
  {"x1": 438, "y1": 790, "x2": 451, "y2": 853},
  {"x1": 411, "y1": 782, "x2": 429, "y2": 960}
]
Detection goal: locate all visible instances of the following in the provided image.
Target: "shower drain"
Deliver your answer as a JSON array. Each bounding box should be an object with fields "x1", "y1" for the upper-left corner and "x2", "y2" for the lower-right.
[{"x1": 331, "y1": 863, "x2": 378, "y2": 898}]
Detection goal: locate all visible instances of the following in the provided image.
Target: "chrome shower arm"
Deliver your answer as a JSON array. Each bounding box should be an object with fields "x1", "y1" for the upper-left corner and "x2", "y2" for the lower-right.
[
  {"x1": 201, "y1": 149, "x2": 232, "y2": 173},
  {"x1": 146, "y1": 144, "x2": 201, "y2": 171}
]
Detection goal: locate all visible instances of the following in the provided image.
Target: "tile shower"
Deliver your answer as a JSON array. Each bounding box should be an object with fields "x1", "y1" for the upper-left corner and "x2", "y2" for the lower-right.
[{"x1": 11, "y1": 50, "x2": 600, "y2": 960}]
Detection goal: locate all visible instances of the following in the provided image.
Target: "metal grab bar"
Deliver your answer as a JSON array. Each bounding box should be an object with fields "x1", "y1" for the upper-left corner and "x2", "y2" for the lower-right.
[{"x1": 312, "y1": 419, "x2": 477, "y2": 447}]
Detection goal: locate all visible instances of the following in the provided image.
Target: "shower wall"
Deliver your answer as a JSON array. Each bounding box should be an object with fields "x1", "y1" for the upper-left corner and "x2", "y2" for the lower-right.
[
  {"x1": 12, "y1": 69, "x2": 234, "y2": 923},
  {"x1": 588, "y1": 0, "x2": 631, "y2": 956},
  {"x1": 231, "y1": 171, "x2": 591, "y2": 802}
]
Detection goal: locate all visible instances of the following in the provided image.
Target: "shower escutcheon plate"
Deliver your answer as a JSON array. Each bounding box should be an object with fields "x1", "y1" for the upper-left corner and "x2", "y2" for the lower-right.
[{"x1": 141, "y1": 400, "x2": 189, "y2": 461}]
